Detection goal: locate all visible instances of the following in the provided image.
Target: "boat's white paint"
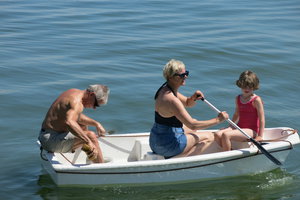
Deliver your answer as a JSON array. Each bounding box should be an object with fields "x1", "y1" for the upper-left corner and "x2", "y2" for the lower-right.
[{"x1": 38, "y1": 127, "x2": 299, "y2": 186}]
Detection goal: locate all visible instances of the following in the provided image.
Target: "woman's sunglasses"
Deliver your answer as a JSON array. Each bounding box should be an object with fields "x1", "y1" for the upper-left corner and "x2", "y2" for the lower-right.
[{"x1": 175, "y1": 70, "x2": 189, "y2": 78}]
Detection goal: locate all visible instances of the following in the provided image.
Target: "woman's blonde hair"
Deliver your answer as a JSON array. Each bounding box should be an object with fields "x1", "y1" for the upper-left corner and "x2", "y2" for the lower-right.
[
  {"x1": 236, "y1": 70, "x2": 260, "y2": 90},
  {"x1": 163, "y1": 59, "x2": 185, "y2": 80}
]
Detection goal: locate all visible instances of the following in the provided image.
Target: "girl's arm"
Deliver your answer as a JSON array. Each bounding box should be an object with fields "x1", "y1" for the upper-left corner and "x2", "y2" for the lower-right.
[
  {"x1": 232, "y1": 97, "x2": 239, "y2": 124},
  {"x1": 254, "y1": 96, "x2": 265, "y2": 140}
]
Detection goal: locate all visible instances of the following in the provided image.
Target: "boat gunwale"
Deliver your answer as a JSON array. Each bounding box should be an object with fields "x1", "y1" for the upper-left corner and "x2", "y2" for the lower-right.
[
  {"x1": 48, "y1": 147, "x2": 292, "y2": 175},
  {"x1": 48, "y1": 141, "x2": 293, "y2": 173}
]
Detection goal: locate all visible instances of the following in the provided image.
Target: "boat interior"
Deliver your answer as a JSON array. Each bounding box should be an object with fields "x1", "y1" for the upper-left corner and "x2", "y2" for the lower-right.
[{"x1": 40, "y1": 128, "x2": 297, "y2": 166}]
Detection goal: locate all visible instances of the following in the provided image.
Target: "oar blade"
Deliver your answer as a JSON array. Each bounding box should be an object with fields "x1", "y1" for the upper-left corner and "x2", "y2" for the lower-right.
[{"x1": 249, "y1": 138, "x2": 282, "y2": 165}]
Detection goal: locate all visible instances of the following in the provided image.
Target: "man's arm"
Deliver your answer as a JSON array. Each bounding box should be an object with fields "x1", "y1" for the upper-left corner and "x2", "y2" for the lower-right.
[
  {"x1": 65, "y1": 105, "x2": 92, "y2": 143},
  {"x1": 78, "y1": 113, "x2": 106, "y2": 136}
]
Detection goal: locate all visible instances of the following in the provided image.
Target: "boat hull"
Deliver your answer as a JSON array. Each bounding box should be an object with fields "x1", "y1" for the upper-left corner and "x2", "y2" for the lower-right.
[{"x1": 38, "y1": 127, "x2": 299, "y2": 186}]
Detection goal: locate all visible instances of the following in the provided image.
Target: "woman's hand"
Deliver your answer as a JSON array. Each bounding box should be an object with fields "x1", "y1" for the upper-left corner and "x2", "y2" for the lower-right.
[
  {"x1": 218, "y1": 111, "x2": 229, "y2": 122},
  {"x1": 193, "y1": 90, "x2": 204, "y2": 101}
]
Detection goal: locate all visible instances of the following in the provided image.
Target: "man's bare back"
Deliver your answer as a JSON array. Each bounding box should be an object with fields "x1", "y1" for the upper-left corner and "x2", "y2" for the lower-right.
[{"x1": 42, "y1": 89, "x2": 84, "y2": 133}]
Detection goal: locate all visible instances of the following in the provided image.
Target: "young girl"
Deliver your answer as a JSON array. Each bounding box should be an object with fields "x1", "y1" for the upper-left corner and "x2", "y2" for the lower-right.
[{"x1": 215, "y1": 70, "x2": 265, "y2": 151}]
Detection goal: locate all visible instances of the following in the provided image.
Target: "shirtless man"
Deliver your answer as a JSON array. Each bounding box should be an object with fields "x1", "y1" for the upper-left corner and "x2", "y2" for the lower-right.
[{"x1": 38, "y1": 84, "x2": 110, "y2": 163}]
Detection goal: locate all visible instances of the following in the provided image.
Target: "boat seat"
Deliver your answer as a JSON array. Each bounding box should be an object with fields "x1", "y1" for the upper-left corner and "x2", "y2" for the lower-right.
[
  {"x1": 127, "y1": 138, "x2": 165, "y2": 161},
  {"x1": 127, "y1": 138, "x2": 150, "y2": 161},
  {"x1": 143, "y1": 152, "x2": 165, "y2": 160}
]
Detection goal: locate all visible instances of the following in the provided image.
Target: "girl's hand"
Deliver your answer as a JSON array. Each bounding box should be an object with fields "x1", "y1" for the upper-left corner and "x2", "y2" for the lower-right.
[{"x1": 255, "y1": 136, "x2": 263, "y2": 141}]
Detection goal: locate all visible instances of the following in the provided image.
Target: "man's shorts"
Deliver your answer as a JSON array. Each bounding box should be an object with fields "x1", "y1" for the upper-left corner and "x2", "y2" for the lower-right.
[{"x1": 38, "y1": 129, "x2": 76, "y2": 153}]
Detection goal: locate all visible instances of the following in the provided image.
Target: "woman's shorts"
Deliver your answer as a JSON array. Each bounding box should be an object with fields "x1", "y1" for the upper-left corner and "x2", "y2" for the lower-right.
[
  {"x1": 38, "y1": 129, "x2": 76, "y2": 153},
  {"x1": 150, "y1": 123, "x2": 187, "y2": 158}
]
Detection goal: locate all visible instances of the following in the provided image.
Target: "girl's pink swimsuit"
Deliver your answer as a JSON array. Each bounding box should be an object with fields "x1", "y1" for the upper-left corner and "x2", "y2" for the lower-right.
[{"x1": 237, "y1": 95, "x2": 259, "y2": 133}]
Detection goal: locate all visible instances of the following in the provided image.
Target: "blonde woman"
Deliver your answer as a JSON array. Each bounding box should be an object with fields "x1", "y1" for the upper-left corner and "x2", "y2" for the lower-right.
[{"x1": 149, "y1": 59, "x2": 228, "y2": 158}]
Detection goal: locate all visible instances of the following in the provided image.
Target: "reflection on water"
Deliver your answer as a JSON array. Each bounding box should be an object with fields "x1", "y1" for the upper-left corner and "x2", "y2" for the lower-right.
[
  {"x1": 1, "y1": 0, "x2": 300, "y2": 199},
  {"x1": 36, "y1": 169, "x2": 295, "y2": 199}
]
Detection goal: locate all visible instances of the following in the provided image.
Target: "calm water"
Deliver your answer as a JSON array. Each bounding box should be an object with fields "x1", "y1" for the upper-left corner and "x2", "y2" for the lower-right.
[{"x1": 1, "y1": 0, "x2": 300, "y2": 199}]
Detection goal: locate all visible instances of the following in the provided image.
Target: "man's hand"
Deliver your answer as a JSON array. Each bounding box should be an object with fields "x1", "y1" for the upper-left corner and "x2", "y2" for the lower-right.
[
  {"x1": 82, "y1": 142, "x2": 98, "y2": 161},
  {"x1": 96, "y1": 123, "x2": 106, "y2": 137}
]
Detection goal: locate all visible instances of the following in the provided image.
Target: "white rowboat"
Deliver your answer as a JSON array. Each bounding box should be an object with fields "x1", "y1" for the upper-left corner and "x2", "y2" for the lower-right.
[{"x1": 38, "y1": 127, "x2": 299, "y2": 186}]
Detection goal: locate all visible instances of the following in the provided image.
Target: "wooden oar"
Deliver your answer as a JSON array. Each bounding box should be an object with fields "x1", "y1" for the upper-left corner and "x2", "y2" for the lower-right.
[{"x1": 200, "y1": 97, "x2": 282, "y2": 166}]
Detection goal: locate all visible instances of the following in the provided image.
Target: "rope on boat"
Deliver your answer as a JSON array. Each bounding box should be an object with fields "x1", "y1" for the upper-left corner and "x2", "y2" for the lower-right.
[
  {"x1": 40, "y1": 146, "x2": 48, "y2": 161},
  {"x1": 60, "y1": 153, "x2": 74, "y2": 165},
  {"x1": 259, "y1": 129, "x2": 298, "y2": 149},
  {"x1": 39, "y1": 145, "x2": 73, "y2": 163},
  {"x1": 260, "y1": 129, "x2": 297, "y2": 142}
]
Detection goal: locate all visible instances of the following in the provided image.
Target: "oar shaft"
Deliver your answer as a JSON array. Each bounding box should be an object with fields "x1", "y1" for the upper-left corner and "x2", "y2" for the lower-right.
[
  {"x1": 226, "y1": 119, "x2": 251, "y2": 140},
  {"x1": 202, "y1": 98, "x2": 221, "y2": 113},
  {"x1": 202, "y1": 98, "x2": 251, "y2": 139}
]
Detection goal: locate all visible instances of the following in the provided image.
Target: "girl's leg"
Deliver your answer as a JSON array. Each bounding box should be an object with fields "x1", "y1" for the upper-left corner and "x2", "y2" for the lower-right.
[
  {"x1": 221, "y1": 128, "x2": 256, "y2": 151},
  {"x1": 214, "y1": 127, "x2": 233, "y2": 148}
]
